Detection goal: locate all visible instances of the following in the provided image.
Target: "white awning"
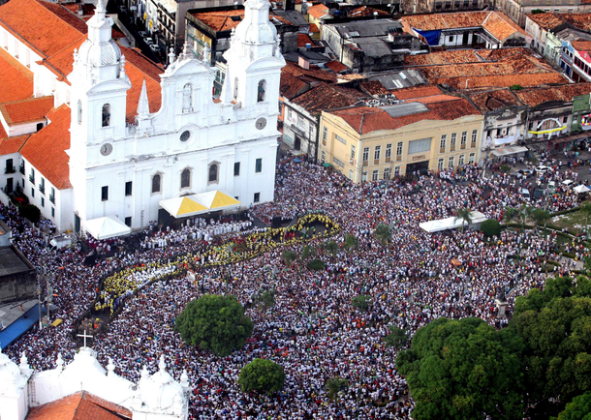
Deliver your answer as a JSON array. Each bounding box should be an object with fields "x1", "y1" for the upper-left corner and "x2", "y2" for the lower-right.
[
  {"x1": 491, "y1": 146, "x2": 528, "y2": 157},
  {"x1": 574, "y1": 185, "x2": 589, "y2": 193},
  {"x1": 84, "y1": 216, "x2": 131, "y2": 240},
  {"x1": 419, "y1": 211, "x2": 488, "y2": 233}
]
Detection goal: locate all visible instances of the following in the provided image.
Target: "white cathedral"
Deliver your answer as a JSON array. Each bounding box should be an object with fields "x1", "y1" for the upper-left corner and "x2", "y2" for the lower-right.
[
  {"x1": 0, "y1": 344, "x2": 192, "y2": 420},
  {"x1": 0, "y1": 0, "x2": 284, "y2": 234}
]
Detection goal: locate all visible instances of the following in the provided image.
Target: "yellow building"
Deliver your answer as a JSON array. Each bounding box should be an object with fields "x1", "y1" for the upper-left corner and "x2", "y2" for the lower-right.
[{"x1": 319, "y1": 95, "x2": 484, "y2": 183}]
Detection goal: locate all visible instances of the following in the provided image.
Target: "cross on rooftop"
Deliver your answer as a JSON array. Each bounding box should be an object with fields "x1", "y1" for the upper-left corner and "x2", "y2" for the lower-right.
[{"x1": 77, "y1": 330, "x2": 93, "y2": 347}]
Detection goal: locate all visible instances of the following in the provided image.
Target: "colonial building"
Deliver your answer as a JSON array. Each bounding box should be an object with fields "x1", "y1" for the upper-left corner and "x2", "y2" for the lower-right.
[
  {"x1": 319, "y1": 91, "x2": 483, "y2": 182},
  {"x1": 0, "y1": 0, "x2": 284, "y2": 233},
  {"x1": 497, "y1": 0, "x2": 591, "y2": 28}
]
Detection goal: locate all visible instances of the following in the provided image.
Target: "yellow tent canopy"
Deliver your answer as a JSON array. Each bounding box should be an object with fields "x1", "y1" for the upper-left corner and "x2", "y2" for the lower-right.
[{"x1": 159, "y1": 191, "x2": 241, "y2": 219}]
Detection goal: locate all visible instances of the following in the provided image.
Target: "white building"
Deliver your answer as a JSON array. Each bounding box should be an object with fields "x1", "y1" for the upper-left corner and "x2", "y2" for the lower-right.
[
  {"x1": 0, "y1": 0, "x2": 284, "y2": 234},
  {"x1": 0, "y1": 344, "x2": 191, "y2": 420}
]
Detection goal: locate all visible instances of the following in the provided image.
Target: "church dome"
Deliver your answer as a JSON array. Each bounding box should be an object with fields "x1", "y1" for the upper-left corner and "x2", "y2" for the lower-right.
[
  {"x1": 0, "y1": 349, "x2": 23, "y2": 393},
  {"x1": 137, "y1": 356, "x2": 185, "y2": 412},
  {"x1": 78, "y1": 39, "x2": 122, "y2": 67}
]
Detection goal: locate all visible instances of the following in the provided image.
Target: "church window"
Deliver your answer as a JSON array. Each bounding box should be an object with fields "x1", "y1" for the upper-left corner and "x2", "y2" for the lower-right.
[
  {"x1": 208, "y1": 163, "x2": 219, "y2": 183},
  {"x1": 181, "y1": 168, "x2": 191, "y2": 189},
  {"x1": 152, "y1": 174, "x2": 161, "y2": 193},
  {"x1": 182, "y1": 83, "x2": 193, "y2": 113},
  {"x1": 102, "y1": 104, "x2": 111, "y2": 127},
  {"x1": 233, "y1": 78, "x2": 239, "y2": 100},
  {"x1": 257, "y1": 80, "x2": 266, "y2": 102},
  {"x1": 255, "y1": 158, "x2": 262, "y2": 173},
  {"x1": 77, "y1": 100, "x2": 82, "y2": 125},
  {"x1": 101, "y1": 186, "x2": 109, "y2": 201}
]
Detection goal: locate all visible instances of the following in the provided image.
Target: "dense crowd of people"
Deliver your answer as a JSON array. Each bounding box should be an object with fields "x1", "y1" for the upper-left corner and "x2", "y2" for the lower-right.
[{"x1": 2, "y1": 158, "x2": 584, "y2": 419}]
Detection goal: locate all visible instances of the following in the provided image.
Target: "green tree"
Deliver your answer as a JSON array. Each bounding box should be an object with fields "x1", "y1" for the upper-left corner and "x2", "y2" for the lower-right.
[
  {"x1": 531, "y1": 208, "x2": 551, "y2": 233},
  {"x1": 282, "y1": 250, "x2": 298, "y2": 268},
  {"x1": 238, "y1": 358, "x2": 285, "y2": 395},
  {"x1": 555, "y1": 392, "x2": 591, "y2": 420},
  {"x1": 343, "y1": 234, "x2": 359, "y2": 253},
  {"x1": 308, "y1": 259, "x2": 325, "y2": 271},
  {"x1": 397, "y1": 317, "x2": 526, "y2": 420},
  {"x1": 480, "y1": 219, "x2": 502, "y2": 238},
  {"x1": 500, "y1": 164, "x2": 511, "y2": 173},
  {"x1": 375, "y1": 223, "x2": 392, "y2": 246},
  {"x1": 324, "y1": 240, "x2": 339, "y2": 257},
  {"x1": 383, "y1": 325, "x2": 408, "y2": 349},
  {"x1": 175, "y1": 294, "x2": 254, "y2": 357},
  {"x1": 325, "y1": 377, "x2": 348, "y2": 405},
  {"x1": 454, "y1": 208, "x2": 472, "y2": 232},
  {"x1": 352, "y1": 295, "x2": 370, "y2": 312},
  {"x1": 512, "y1": 284, "x2": 591, "y2": 409}
]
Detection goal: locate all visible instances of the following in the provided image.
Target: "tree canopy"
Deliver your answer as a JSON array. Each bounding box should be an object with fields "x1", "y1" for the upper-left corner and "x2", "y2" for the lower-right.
[
  {"x1": 555, "y1": 392, "x2": 591, "y2": 420},
  {"x1": 397, "y1": 317, "x2": 526, "y2": 420},
  {"x1": 480, "y1": 219, "x2": 502, "y2": 238},
  {"x1": 238, "y1": 358, "x2": 285, "y2": 395},
  {"x1": 175, "y1": 294, "x2": 254, "y2": 357},
  {"x1": 375, "y1": 223, "x2": 392, "y2": 246}
]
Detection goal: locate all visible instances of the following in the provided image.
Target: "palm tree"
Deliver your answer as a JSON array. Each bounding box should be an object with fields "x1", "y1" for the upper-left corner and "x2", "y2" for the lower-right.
[
  {"x1": 343, "y1": 234, "x2": 359, "y2": 253},
  {"x1": 374, "y1": 223, "x2": 392, "y2": 246},
  {"x1": 325, "y1": 377, "x2": 348, "y2": 408},
  {"x1": 282, "y1": 250, "x2": 298, "y2": 268},
  {"x1": 504, "y1": 206, "x2": 519, "y2": 224},
  {"x1": 324, "y1": 240, "x2": 338, "y2": 257},
  {"x1": 454, "y1": 208, "x2": 472, "y2": 232}
]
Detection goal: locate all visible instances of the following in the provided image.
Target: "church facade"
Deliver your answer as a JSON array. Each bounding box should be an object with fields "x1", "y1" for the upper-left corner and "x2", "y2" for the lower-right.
[{"x1": 0, "y1": 0, "x2": 284, "y2": 232}]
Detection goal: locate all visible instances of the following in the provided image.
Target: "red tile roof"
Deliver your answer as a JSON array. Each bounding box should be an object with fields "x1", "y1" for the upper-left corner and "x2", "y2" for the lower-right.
[
  {"x1": 526, "y1": 12, "x2": 591, "y2": 32},
  {"x1": 0, "y1": 123, "x2": 28, "y2": 155},
  {"x1": 309, "y1": 23, "x2": 320, "y2": 33},
  {"x1": 0, "y1": 0, "x2": 87, "y2": 58},
  {"x1": 401, "y1": 11, "x2": 525, "y2": 42},
  {"x1": 283, "y1": 61, "x2": 336, "y2": 83},
  {"x1": 291, "y1": 83, "x2": 368, "y2": 114},
  {"x1": 467, "y1": 88, "x2": 523, "y2": 112},
  {"x1": 513, "y1": 83, "x2": 591, "y2": 108},
  {"x1": 20, "y1": 105, "x2": 72, "y2": 190},
  {"x1": 0, "y1": 96, "x2": 53, "y2": 126},
  {"x1": 297, "y1": 33, "x2": 314, "y2": 49},
  {"x1": 572, "y1": 40, "x2": 591, "y2": 52},
  {"x1": 280, "y1": 70, "x2": 310, "y2": 99},
  {"x1": 190, "y1": 9, "x2": 291, "y2": 32},
  {"x1": 330, "y1": 96, "x2": 480, "y2": 135},
  {"x1": 393, "y1": 85, "x2": 443, "y2": 99},
  {"x1": 0, "y1": 48, "x2": 34, "y2": 103},
  {"x1": 27, "y1": 391, "x2": 132, "y2": 420},
  {"x1": 307, "y1": 3, "x2": 330, "y2": 19},
  {"x1": 324, "y1": 60, "x2": 347, "y2": 73}
]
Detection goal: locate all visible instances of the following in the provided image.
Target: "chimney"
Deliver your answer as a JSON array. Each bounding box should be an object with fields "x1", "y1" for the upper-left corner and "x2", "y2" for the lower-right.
[{"x1": 298, "y1": 56, "x2": 310, "y2": 69}]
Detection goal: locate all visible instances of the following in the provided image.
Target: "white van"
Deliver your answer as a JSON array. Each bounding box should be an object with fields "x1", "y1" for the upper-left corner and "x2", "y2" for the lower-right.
[{"x1": 521, "y1": 188, "x2": 531, "y2": 199}]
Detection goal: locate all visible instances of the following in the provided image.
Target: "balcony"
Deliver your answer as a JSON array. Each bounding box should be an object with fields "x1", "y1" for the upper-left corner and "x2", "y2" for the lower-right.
[
  {"x1": 5, "y1": 166, "x2": 15, "y2": 174},
  {"x1": 461, "y1": 144, "x2": 466, "y2": 150},
  {"x1": 363, "y1": 160, "x2": 368, "y2": 167},
  {"x1": 396, "y1": 155, "x2": 402, "y2": 162},
  {"x1": 440, "y1": 147, "x2": 446, "y2": 153},
  {"x1": 49, "y1": 194, "x2": 55, "y2": 204},
  {"x1": 39, "y1": 185, "x2": 45, "y2": 194},
  {"x1": 450, "y1": 146, "x2": 456, "y2": 152},
  {"x1": 385, "y1": 156, "x2": 391, "y2": 163},
  {"x1": 29, "y1": 175, "x2": 35, "y2": 185},
  {"x1": 471, "y1": 142, "x2": 477, "y2": 148}
]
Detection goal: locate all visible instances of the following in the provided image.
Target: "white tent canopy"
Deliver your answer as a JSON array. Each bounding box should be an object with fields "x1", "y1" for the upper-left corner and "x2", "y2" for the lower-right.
[
  {"x1": 159, "y1": 191, "x2": 241, "y2": 219},
  {"x1": 84, "y1": 216, "x2": 131, "y2": 240},
  {"x1": 419, "y1": 211, "x2": 488, "y2": 233},
  {"x1": 574, "y1": 185, "x2": 590, "y2": 194},
  {"x1": 491, "y1": 146, "x2": 528, "y2": 157}
]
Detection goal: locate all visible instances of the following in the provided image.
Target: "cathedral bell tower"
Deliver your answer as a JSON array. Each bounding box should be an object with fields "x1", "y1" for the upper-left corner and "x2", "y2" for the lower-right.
[{"x1": 220, "y1": 0, "x2": 285, "y2": 114}]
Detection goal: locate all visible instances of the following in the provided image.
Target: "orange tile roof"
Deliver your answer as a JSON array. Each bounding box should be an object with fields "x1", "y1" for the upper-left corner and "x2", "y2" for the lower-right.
[
  {"x1": 20, "y1": 105, "x2": 72, "y2": 190},
  {"x1": 401, "y1": 11, "x2": 525, "y2": 42},
  {"x1": 0, "y1": 96, "x2": 53, "y2": 126},
  {"x1": 572, "y1": 41, "x2": 591, "y2": 52},
  {"x1": 525, "y1": 12, "x2": 568, "y2": 30},
  {"x1": 324, "y1": 60, "x2": 347, "y2": 73},
  {"x1": 467, "y1": 88, "x2": 523, "y2": 112},
  {"x1": 393, "y1": 85, "x2": 443, "y2": 99},
  {"x1": 283, "y1": 61, "x2": 336, "y2": 83},
  {"x1": 359, "y1": 80, "x2": 389, "y2": 96},
  {"x1": 0, "y1": 48, "x2": 34, "y2": 103},
  {"x1": 291, "y1": 83, "x2": 368, "y2": 114},
  {"x1": 513, "y1": 83, "x2": 591, "y2": 108},
  {"x1": 309, "y1": 23, "x2": 320, "y2": 33},
  {"x1": 307, "y1": 3, "x2": 330, "y2": 19},
  {"x1": 405, "y1": 49, "x2": 482, "y2": 66},
  {"x1": 27, "y1": 391, "x2": 132, "y2": 420},
  {"x1": 298, "y1": 33, "x2": 314, "y2": 48},
  {"x1": 330, "y1": 96, "x2": 480, "y2": 135},
  {"x1": 190, "y1": 9, "x2": 291, "y2": 32},
  {"x1": 0, "y1": 0, "x2": 87, "y2": 58},
  {"x1": 280, "y1": 70, "x2": 310, "y2": 99},
  {"x1": 0, "y1": 123, "x2": 29, "y2": 155}
]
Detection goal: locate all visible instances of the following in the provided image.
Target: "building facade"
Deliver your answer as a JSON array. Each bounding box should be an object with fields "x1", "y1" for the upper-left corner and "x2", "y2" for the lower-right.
[{"x1": 319, "y1": 97, "x2": 483, "y2": 183}]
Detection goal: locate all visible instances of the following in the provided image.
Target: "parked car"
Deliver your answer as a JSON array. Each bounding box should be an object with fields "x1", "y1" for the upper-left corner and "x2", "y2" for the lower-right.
[
  {"x1": 138, "y1": 31, "x2": 148, "y2": 38},
  {"x1": 516, "y1": 169, "x2": 533, "y2": 179},
  {"x1": 533, "y1": 188, "x2": 545, "y2": 201},
  {"x1": 149, "y1": 44, "x2": 160, "y2": 53},
  {"x1": 521, "y1": 188, "x2": 531, "y2": 200},
  {"x1": 563, "y1": 179, "x2": 574, "y2": 188},
  {"x1": 536, "y1": 165, "x2": 551, "y2": 174}
]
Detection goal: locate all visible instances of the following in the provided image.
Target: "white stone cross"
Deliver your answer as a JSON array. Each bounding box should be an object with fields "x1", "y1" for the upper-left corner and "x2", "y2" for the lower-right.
[{"x1": 77, "y1": 330, "x2": 93, "y2": 347}]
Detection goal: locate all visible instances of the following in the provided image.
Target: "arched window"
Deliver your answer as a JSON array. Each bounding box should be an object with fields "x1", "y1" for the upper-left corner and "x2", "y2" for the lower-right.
[
  {"x1": 208, "y1": 163, "x2": 218, "y2": 183},
  {"x1": 180, "y1": 168, "x2": 191, "y2": 189},
  {"x1": 77, "y1": 100, "x2": 82, "y2": 125},
  {"x1": 182, "y1": 83, "x2": 193, "y2": 113},
  {"x1": 257, "y1": 80, "x2": 266, "y2": 103},
  {"x1": 152, "y1": 174, "x2": 161, "y2": 193},
  {"x1": 102, "y1": 104, "x2": 111, "y2": 127},
  {"x1": 233, "y1": 78, "x2": 239, "y2": 100}
]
